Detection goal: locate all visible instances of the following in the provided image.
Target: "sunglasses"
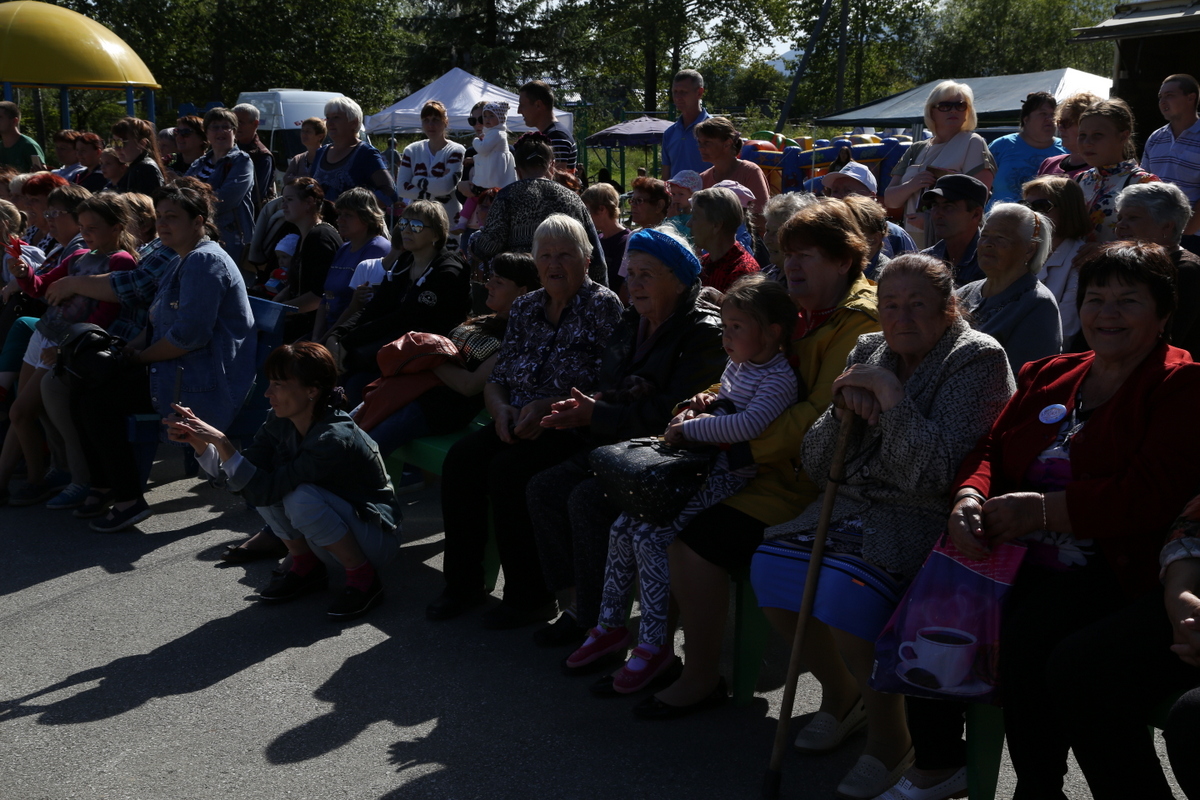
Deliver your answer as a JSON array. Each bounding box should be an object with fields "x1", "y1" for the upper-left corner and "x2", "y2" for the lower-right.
[
  {"x1": 1022, "y1": 198, "x2": 1055, "y2": 213},
  {"x1": 933, "y1": 101, "x2": 969, "y2": 113},
  {"x1": 43, "y1": 208, "x2": 69, "y2": 219},
  {"x1": 397, "y1": 217, "x2": 427, "y2": 234},
  {"x1": 111, "y1": 138, "x2": 126, "y2": 148},
  {"x1": 468, "y1": 116, "x2": 482, "y2": 126}
]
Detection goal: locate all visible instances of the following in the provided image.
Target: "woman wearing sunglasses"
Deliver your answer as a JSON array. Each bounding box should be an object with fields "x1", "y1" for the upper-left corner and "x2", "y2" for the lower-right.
[
  {"x1": 884, "y1": 81, "x2": 995, "y2": 248},
  {"x1": 1023, "y1": 175, "x2": 1092, "y2": 344},
  {"x1": 325, "y1": 200, "x2": 470, "y2": 404}
]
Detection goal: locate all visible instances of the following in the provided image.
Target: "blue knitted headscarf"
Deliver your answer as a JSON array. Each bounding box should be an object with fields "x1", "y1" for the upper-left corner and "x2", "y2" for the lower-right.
[{"x1": 626, "y1": 228, "x2": 701, "y2": 285}]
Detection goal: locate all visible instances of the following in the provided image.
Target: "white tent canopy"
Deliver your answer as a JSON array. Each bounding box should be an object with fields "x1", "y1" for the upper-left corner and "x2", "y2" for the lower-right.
[{"x1": 365, "y1": 67, "x2": 574, "y2": 136}]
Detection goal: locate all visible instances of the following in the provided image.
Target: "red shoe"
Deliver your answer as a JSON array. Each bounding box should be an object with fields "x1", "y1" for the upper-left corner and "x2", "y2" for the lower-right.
[
  {"x1": 565, "y1": 626, "x2": 631, "y2": 669},
  {"x1": 612, "y1": 645, "x2": 677, "y2": 694}
]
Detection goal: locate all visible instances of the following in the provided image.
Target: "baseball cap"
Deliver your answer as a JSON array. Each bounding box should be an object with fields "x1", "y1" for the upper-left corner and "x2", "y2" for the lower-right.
[
  {"x1": 822, "y1": 162, "x2": 878, "y2": 195},
  {"x1": 920, "y1": 174, "x2": 990, "y2": 209}
]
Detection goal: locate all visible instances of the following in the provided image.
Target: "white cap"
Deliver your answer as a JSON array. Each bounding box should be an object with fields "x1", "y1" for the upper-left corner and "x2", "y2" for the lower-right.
[
  {"x1": 274, "y1": 233, "x2": 300, "y2": 256},
  {"x1": 822, "y1": 161, "x2": 877, "y2": 195}
]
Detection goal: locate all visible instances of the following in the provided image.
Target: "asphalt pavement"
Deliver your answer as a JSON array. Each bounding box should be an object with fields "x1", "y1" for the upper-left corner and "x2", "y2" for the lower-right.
[{"x1": 0, "y1": 450, "x2": 1179, "y2": 799}]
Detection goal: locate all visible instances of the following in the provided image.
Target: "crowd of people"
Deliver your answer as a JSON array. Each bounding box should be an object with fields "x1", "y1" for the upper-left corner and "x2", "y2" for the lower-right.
[{"x1": 0, "y1": 68, "x2": 1198, "y2": 800}]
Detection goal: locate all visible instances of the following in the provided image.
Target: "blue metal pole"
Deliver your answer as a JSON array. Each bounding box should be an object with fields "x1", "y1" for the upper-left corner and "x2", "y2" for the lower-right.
[
  {"x1": 3, "y1": 83, "x2": 11, "y2": 102},
  {"x1": 146, "y1": 89, "x2": 156, "y2": 127},
  {"x1": 59, "y1": 87, "x2": 70, "y2": 129},
  {"x1": 125, "y1": 86, "x2": 135, "y2": 117}
]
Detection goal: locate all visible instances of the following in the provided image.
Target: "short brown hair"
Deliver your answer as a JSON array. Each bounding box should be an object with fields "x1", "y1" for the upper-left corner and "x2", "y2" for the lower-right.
[
  {"x1": 76, "y1": 132, "x2": 104, "y2": 151},
  {"x1": 53, "y1": 129, "x2": 81, "y2": 144},
  {"x1": 694, "y1": 116, "x2": 741, "y2": 148},
  {"x1": 691, "y1": 186, "x2": 745, "y2": 235},
  {"x1": 1165, "y1": 74, "x2": 1200, "y2": 104},
  {"x1": 631, "y1": 176, "x2": 671, "y2": 216},
  {"x1": 301, "y1": 117, "x2": 327, "y2": 138},
  {"x1": 1055, "y1": 92, "x2": 1102, "y2": 128},
  {"x1": 0, "y1": 101, "x2": 19, "y2": 121},
  {"x1": 47, "y1": 183, "x2": 91, "y2": 214},
  {"x1": 778, "y1": 198, "x2": 869, "y2": 281},
  {"x1": 264, "y1": 342, "x2": 343, "y2": 416},
  {"x1": 420, "y1": 101, "x2": 448, "y2": 122},
  {"x1": 519, "y1": 81, "x2": 555, "y2": 110},
  {"x1": 203, "y1": 107, "x2": 239, "y2": 133},
  {"x1": 1077, "y1": 240, "x2": 1177, "y2": 322},
  {"x1": 841, "y1": 194, "x2": 887, "y2": 238},
  {"x1": 403, "y1": 199, "x2": 449, "y2": 251},
  {"x1": 721, "y1": 273, "x2": 798, "y2": 350},
  {"x1": 581, "y1": 183, "x2": 619, "y2": 216}
]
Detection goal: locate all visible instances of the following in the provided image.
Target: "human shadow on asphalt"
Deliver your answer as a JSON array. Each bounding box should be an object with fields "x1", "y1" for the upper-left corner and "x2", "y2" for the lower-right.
[{"x1": 0, "y1": 598, "x2": 342, "y2": 726}]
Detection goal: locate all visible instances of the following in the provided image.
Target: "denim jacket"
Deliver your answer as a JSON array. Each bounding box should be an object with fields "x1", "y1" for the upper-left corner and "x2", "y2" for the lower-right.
[
  {"x1": 186, "y1": 147, "x2": 256, "y2": 261},
  {"x1": 147, "y1": 238, "x2": 255, "y2": 429}
]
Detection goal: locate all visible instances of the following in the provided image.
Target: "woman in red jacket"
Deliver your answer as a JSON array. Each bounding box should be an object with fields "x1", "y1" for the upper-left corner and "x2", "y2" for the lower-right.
[{"x1": 892, "y1": 241, "x2": 1200, "y2": 800}]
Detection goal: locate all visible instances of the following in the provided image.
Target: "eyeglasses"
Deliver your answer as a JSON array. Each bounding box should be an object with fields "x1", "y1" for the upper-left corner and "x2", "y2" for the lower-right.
[
  {"x1": 44, "y1": 209, "x2": 68, "y2": 219},
  {"x1": 397, "y1": 217, "x2": 427, "y2": 234},
  {"x1": 933, "y1": 101, "x2": 969, "y2": 113},
  {"x1": 111, "y1": 138, "x2": 126, "y2": 148},
  {"x1": 175, "y1": 128, "x2": 196, "y2": 138},
  {"x1": 629, "y1": 197, "x2": 648, "y2": 206},
  {"x1": 1022, "y1": 198, "x2": 1055, "y2": 213}
]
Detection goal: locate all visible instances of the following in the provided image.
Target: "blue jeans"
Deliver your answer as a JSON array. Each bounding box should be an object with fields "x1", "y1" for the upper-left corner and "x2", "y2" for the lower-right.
[
  {"x1": 367, "y1": 401, "x2": 431, "y2": 458},
  {"x1": 256, "y1": 483, "x2": 399, "y2": 572}
]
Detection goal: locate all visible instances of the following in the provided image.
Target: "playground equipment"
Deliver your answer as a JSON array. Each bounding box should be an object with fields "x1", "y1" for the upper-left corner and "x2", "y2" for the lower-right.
[{"x1": 740, "y1": 134, "x2": 912, "y2": 196}]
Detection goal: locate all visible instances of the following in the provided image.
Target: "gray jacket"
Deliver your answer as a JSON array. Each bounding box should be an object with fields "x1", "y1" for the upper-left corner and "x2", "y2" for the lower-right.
[
  {"x1": 764, "y1": 320, "x2": 1015, "y2": 581},
  {"x1": 956, "y1": 271, "x2": 1062, "y2": 374}
]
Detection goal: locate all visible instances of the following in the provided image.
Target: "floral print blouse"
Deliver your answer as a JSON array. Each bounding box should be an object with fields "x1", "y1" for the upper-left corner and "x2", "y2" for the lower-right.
[{"x1": 1076, "y1": 159, "x2": 1159, "y2": 243}]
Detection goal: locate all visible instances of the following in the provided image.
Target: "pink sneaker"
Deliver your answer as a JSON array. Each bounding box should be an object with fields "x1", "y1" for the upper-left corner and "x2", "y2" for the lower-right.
[
  {"x1": 565, "y1": 626, "x2": 631, "y2": 669},
  {"x1": 612, "y1": 645, "x2": 677, "y2": 693}
]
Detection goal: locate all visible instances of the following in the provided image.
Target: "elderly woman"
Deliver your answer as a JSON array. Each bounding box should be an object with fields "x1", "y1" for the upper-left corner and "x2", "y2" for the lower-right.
[
  {"x1": 326, "y1": 200, "x2": 469, "y2": 403},
  {"x1": 396, "y1": 101, "x2": 466, "y2": 230},
  {"x1": 309, "y1": 97, "x2": 398, "y2": 208},
  {"x1": 470, "y1": 133, "x2": 607, "y2": 285},
  {"x1": 629, "y1": 176, "x2": 671, "y2": 232},
  {"x1": 763, "y1": 192, "x2": 817, "y2": 284},
  {"x1": 1115, "y1": 181, "x2": 1200, "y2": 359},
  {"x1": 167, "y1": 342, "x2": 400, "y2": 620},
  {"x1": 275, "y1": 177, "x2": 342, "y2": 342},
  {"x1": 694, "y1": 116, "x2": 769, "y2": 236},
  {"x1": 633, "y1": 199, "x2": 880, "y2": 720},
  {"x1": 1037, "y1": 92, "x2": 1101, "y2": 179},
  {"x1": 169, "y1": 115, "x2": 207, "y2": 177},
  {"x1": 690, "y1": 186, "x2": 759, "y2": 293},
  {"x1": 69, "y1": 180, "x2": 254, "y2": 531},
  {"x1": 1076, "y1": 98, "x2": 1160, "y2": 242},
  {"x1": 955, "y1": 202, "x2": 1062, "y2": 372},
  {"x1": 283, "y1": 117, "x2": 326, "y2": 185},
  {"x1": 110, "y1": 117, "x2": 165, "y2": 195},
  {"x1": 987, "y1": 92, "x2": 1065, "y2": 206},
  {"x1": 884, "y1": 81, "x2": 996, "y2": 248},
  {"x1": 525, "y1": 226, "x2": 725, "y2": 647},
  {"x1": 1023, "y1": 175, "x2": 1091, "y2": 342},
  {"x1": 905, "y1": 242, "x2": 1200, "y2": 799},
  {"x1": 428, "y1": 214, "x2": 624, "y2": 629},
  {"x1": 752, "y1": 254, "x2": 1014, "y2": 799},
  {"x1": 185, "y1": 107, "x2": 256, "y2": 264}
]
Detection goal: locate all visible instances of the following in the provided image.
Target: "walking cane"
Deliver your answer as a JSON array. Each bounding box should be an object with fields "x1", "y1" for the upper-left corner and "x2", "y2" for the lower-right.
[{"x1": 763, "y1": 399, "x2": 859, "y2": 799}]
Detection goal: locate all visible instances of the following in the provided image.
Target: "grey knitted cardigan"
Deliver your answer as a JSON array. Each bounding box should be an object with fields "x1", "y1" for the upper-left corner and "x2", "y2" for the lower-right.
[{"x1": 764, "y1": 319, "x2": 1015, "y2": 581}]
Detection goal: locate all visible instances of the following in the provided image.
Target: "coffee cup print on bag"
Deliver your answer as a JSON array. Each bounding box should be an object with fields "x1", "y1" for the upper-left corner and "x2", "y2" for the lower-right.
[{"x1": 898, "y1": 626, "x2": 978, "y2": 689}]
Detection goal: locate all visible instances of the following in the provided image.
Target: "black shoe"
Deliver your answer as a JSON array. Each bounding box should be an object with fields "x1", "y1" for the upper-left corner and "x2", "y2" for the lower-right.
[
  {"x1": 259, "y1": 562, "x2": 328, "y2": 603},
  {"x1": 533, "y1": 612, "x2": 589, "y2": 647},
  {"x1": 425, "y1": 589, "x2": 489, "y2": 621},
  {"x1": 480, "y1": 599, "x2": 557, "y2": 630},
  {"x1": 328, "y1": 577, "x2": 385, "y2": 620},
  {"x1": 589, "y1": 658, "x2": 684, "y2": 698},
  {"x1": 631, "y1": 677, "x2": 728, "y2": 720},
  {"x1": 73, "y1": 489, "x2": 114, "y2": 519},
  {"x1": 88, "y1": 498, "x2": 152, "y2": 533}
]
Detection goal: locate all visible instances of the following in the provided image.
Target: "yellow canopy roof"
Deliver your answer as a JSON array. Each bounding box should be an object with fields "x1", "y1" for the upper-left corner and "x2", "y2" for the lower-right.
[{"x1": 0, "y1": 1, "x2": 159, "y2": 90}]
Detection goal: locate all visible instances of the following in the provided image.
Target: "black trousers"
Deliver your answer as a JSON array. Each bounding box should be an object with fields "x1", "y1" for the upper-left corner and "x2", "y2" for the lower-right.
[
  {"x1": 72, "y1": 363, "x2": 153, "y2": 502},
  {"x1": 527, "y1": 453, "x2": 621, "y2": 626},
  {"x1": 440, "y1": 423, "x2": 586, "y2": 610}
]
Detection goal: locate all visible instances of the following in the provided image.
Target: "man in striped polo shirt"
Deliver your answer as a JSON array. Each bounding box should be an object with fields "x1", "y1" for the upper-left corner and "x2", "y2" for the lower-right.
[
  {"x1": 1142, "y1": 74, "x2": 1200, "y2": 251},
  {"x1": 517, "y1": 80, "x2": 577, "y2": 172}
]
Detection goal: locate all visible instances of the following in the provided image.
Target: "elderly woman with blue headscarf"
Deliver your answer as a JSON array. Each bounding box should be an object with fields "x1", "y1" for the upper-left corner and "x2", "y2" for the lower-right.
[{"x1": 520, "y1": 226, "x2": 728, "y2": 650}]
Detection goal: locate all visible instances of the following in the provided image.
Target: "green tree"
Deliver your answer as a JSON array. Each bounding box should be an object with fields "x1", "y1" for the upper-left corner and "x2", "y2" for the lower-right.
[{"x1": 919, "y1": 0, "x2": 1112, "y2": 80}]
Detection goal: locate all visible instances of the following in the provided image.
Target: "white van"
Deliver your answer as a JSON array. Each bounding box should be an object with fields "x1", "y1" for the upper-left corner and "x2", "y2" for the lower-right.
[{"x1": 235, "y1": 89, "x2": 345, "y2": 169}]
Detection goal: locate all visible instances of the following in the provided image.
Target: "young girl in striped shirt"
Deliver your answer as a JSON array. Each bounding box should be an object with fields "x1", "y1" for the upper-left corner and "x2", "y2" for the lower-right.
[{"x1": 566, "y1": 273, "x2": 799, "y2": 692}]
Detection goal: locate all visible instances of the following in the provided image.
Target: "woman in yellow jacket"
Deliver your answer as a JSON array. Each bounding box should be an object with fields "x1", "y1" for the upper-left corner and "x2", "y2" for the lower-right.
[{"x1": 634, "y1": 199, "x2": 880, "y2": 719}]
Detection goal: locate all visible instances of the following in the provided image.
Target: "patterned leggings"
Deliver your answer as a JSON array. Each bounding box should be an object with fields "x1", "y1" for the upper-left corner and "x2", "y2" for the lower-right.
[{"x1": 597, "y1": 460, "x2": 752, "y2": 646}]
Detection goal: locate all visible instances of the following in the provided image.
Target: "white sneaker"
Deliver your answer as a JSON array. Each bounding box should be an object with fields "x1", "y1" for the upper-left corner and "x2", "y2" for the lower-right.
[
  {"x1": 794, "y1": 698, "x2": 868, "y2": 753},
  {"x1": 872, "y1": 766, "x2": 967, "y2": 800},
  {"x1": 835, "y1": 747, "x2": 916, "y2": 800}
]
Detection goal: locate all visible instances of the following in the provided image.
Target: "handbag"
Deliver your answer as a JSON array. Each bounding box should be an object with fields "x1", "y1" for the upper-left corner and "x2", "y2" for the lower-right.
[
  {"x1": 869, "y1": 537, "x2": 1026, "y2": 704},
  {"x1": 589, "y1": 437, "x2": 719, "y2": 526},
  {"x1": 54, "y1": 322, "x2": 125, "y2": 388}
]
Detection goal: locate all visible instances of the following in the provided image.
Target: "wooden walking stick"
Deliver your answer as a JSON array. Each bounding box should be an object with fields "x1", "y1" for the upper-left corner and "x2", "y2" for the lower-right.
[{"x1": 763, "y1": 400, "x2": 859, "y2": 799}]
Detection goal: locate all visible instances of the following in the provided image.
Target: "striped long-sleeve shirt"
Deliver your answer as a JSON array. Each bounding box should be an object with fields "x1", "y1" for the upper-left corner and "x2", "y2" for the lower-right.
[{"x1": 681, "y1": 353, "x2": 798, "y2": 446}]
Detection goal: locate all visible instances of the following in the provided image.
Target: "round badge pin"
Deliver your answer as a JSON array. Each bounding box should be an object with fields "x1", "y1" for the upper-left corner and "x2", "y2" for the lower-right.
[{"x1": 1039, "y1": 404, "x2": 1067, "y2": 424}]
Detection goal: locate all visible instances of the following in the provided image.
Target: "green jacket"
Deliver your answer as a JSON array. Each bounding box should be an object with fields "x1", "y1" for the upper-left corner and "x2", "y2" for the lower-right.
[{"x1": 226, "y1": 409, "x2": 401, "y2": 531}]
